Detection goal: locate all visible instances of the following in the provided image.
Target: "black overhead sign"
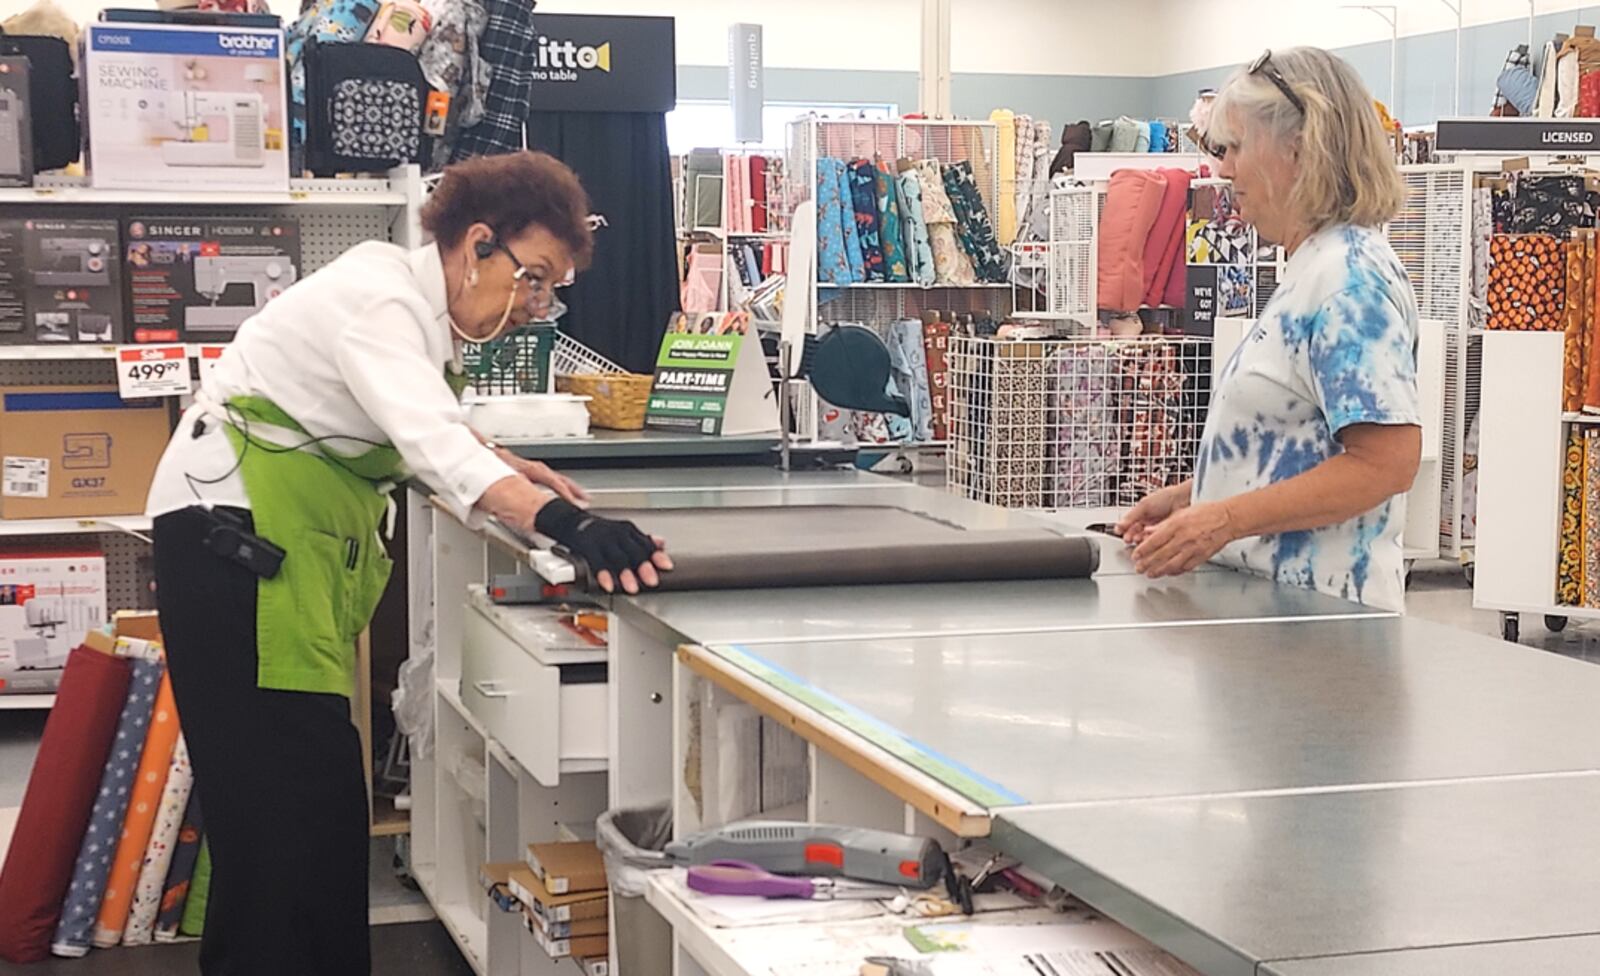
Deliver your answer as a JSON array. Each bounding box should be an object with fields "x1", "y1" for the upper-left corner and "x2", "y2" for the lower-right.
[
  {"x1": 1435, "y1": 117, "x2": 1600, "y2": 153},
  {"x1": 528, "y1": 13, "x2": 676, "y2": 114}
]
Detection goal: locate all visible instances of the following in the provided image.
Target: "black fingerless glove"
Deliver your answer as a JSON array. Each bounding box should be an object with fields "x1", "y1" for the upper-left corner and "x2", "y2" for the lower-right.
[{"x1": 534, "y1": 497, "x2": 658, "y2": 580}]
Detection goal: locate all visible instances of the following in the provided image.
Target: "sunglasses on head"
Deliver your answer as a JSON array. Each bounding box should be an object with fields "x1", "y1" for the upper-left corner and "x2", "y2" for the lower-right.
[{"x1": 1194, "y1": 50, "x2": 1307, "y2": 161}]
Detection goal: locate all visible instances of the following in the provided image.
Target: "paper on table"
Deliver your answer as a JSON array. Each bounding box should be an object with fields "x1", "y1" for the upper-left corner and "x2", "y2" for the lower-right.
[{"x1": 903, "y1": 912, "x2": 1202, "y2": 976}]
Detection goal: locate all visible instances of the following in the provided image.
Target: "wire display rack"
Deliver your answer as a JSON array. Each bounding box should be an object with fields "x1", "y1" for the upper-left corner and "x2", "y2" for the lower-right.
[
  {"x1": 1388, "y1": 163, "x2": 1473, "y2": 559},
  {"x1": 946, "y1": 335, "x2": 1213, "y2": 509}
]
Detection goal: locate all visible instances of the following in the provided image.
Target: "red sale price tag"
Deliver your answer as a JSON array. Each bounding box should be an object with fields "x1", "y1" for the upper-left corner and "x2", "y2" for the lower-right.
[
  {"x1": 117, "y1": 345, "x2": 193, "y2": 399},
  {"x1": 199, "y1": 345, "x2": 227, "y2": 375}
]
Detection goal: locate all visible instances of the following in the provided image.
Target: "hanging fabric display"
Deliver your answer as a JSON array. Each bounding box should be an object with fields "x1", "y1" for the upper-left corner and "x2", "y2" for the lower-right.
[
  {"x1": 989, "y1": 109, "x2": 1018, "y2": 246},
  {"x1": 874, "y1": 162, "x2": 911, "y2": 284},
  {"x1": 886, "y1": 318, "x2": 934, "y2": 443},
  {"x1": 122, "y1": 737, "x2": 194, "y2": 947},
  {"x1": 848, "y1": 159, "x2": 887, "y2": 282},
  {"x1": 836, "y1": 162, "x2": 867, "y2": 283},
  {"x1": 1487, "y1": 234, "x2": 1567, "y2": 331},
  {"x1": 916, "y1": 160, "x2": 977, "y2": 286},
  {"x1": 179, "y1": 842, "x2": 212, "y2": 938},
  {"x1": 942, "y1": 161, "x2": 1007, "y2": 282},
  {"x1": 1565, "y1": 232, "x2": 1590, "y2": 411},
  {"x1": 52, "y1": 657, "x2": 165, "y2": 958},
  {"x1": 0, "y1": 647, "x2": 132, "y2": 965},
  {"x1": 1585, "y1": 428, "x2": 1600, "y2": 607},
  {"x1": 749, "y1": 155, "x2": 770, "y2": 233},
  {"x1": 451, "y1": 0, "x2": 536, "y2": 159},
  {"x1": 1507, "y1": 174, "x2": 1599, "y2": 234},
  {"x1": 895, "y1": 166, "x2": 937, "y2": 286},
  {"x1": 815, "y1": 158, "x2": 853, "y2": 286},
  {"x1": 154, "y1": 792, "x2": 204, "y2": 943},
  {"x1": 1559, "y1": 427, "x2": 1584, "y2": 605},
  {"x1": 1098, "y1": 169, "x2": 1168, "y2": 313},
  {"x1": 1049, "y1": 344, "x2": 1121, "y2": 508},
  {"x1": 1116, "y1": 342, "x2": 1186, "y2": 506}
]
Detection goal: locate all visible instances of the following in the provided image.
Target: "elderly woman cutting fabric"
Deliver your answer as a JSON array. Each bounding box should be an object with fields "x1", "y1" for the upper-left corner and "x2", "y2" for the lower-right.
[
  {"x1": 145, "y1": 152, "x2": 670, "y2": 975},
  {"x1": 1118, "y1": 47, "x2": 1421, "y2": 612}
]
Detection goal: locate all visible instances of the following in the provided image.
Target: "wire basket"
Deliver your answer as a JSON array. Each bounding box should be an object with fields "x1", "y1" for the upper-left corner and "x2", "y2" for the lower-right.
[
  {"x1": 946, "y1": 334, "x2": 1213, "y2": 509},
  {"x1": 557, "y1": 373, "x2": 654, "y2": 430}
]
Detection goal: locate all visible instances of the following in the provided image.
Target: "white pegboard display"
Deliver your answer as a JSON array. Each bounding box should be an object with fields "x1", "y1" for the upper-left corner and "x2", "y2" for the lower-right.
[{"x1": 946, "y1": 335, "x2": 1213, "y2": 509}]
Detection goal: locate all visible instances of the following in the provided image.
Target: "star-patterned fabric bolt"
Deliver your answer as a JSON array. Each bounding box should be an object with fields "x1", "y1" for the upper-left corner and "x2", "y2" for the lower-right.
[{"x1": 50, "y1": 658, "x2": 164, "y2": 958}]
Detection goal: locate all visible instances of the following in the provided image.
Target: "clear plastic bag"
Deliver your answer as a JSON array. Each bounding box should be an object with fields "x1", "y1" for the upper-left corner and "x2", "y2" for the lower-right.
[
  {"x1": 391, "y1": 649, "x2": 435, "y2": 760},
  {"x1": 595, "y1": 803, "x2": 672, "y2": 898}
]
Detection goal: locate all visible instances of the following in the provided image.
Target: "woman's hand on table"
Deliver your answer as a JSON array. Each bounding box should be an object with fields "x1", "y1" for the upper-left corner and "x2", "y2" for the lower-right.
[
  {"x1": 496, "y1": 450, "x2": 591, "y2": 507},
  {"x1": 533, "y1": 498, "x2": 673, "y2": 595},
  {"x1": 1116, "y1": 480, "x2": 1193, "y2": 546},
  {"x1": 1130, "y1": 501, "x2": 1236, "y2": 579}
]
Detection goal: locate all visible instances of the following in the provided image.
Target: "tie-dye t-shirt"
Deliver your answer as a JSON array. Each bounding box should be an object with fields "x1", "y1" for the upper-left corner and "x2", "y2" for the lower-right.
[{"x1": 1195, "y1": 223, "x2": 1421, "y2": 611}]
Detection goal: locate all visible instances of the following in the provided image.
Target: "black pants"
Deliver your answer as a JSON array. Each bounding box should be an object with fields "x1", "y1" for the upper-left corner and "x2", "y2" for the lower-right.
[{"x1": 153, "y1": 506, "x2": 370, "y2": 976}]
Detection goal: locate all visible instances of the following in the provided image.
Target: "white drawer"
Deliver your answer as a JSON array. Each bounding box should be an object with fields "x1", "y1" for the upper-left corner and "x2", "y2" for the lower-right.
[{"x1": 463, "y1": 606, "x2": 608, "y2": 786}]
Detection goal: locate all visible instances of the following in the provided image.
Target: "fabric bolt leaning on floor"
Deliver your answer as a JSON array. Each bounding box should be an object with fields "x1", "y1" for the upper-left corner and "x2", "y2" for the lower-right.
[
  {"x1": 53, "y1": 656, "x2": 165, "y2": 958},
  {"x1": 154, "y1": 790, "x2": 204, "y2": 943},
  {"x1": 122, "y1": 736, "x2": 193, "y2": 947},
  {"x1": 0, "y1": 648, "x2": 132, "y2": 964},
  {"x1": 94, "y1": 668, "x2": 181, "y2": 948}
]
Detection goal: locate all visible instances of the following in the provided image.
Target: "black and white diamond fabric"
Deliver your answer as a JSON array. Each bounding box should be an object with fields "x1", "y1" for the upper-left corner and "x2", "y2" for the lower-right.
[{"x1": 332, "y1": 79, "x2": 421, "y2": 162}]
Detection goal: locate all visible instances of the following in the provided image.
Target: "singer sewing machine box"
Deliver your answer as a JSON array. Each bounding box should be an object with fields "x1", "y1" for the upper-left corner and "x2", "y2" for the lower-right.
[
  {"x1": 0, "y1": 551, "x2": 106, "y2": 694},
  {"x1": 124, "y1": 216, "x2": 300, "y2": 342},
  {"x1": 0, "y1": 384, "x2": 169, "y2": 519},
  {"x1": 82, "y1": 22, "x2": 288, "y2": 191},
  {"x1": 0, "y1": 218, "x2": 125, "y2": 345}
]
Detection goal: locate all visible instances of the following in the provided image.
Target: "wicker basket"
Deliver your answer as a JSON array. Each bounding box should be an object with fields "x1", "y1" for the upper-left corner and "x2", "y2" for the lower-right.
[{"x1": 557, "y1": 372, "x2": 654, "y2": 430}]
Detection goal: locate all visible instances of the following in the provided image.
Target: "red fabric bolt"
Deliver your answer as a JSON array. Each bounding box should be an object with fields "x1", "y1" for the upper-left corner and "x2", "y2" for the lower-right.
[
  {"x1": 1097, "y1": 169, "x2": 1170, "y2": 313},
  {"x1": 1582, "y1": 70, "x2": 1600, "y2": 118},
  {"x1": 1142, "y1": 167, "x2": 1194, "y2": 307},
  {"x1": 0, "y1": 647, "x2": 132, "y2": 963}
]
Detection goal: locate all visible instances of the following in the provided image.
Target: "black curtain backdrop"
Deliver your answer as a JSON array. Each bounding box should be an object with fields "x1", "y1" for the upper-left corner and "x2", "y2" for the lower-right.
[{"x1": 527, "y1": 111, "x2": 680, "y2": 374}]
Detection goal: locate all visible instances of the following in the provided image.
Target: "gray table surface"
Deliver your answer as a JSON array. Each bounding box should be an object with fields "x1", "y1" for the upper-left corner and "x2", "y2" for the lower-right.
[
  {"x1": 576, "y1": 466, "x2": 886, "y2": 494},
  {"x1": 701, "y1": 615, "x2": 1600, "y2": 808},
  {"x1": 1260, "y1": 936, "x2": 1600, "y2": 976},
  {"x1": 505, "y1": 428, "x2": 779, "y2": 460},
  {"x1": 623, "y1": 570, "x2": 1384, "y2": 648},
  {"x1": 995, "y1": 774, "x2": 1600, "y2": 976}
]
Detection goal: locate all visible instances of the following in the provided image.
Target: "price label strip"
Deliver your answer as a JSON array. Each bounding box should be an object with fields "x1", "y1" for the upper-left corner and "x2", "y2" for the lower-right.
[
  {"x1": 198, "y1": 345, "x2": 227, "y2": 375},
  {"x1": 2, "y1": 457, "x2": 49, "y2": 499},
  {"x1": 117, "y1": 345, "x2": 193, "y2": 399}
]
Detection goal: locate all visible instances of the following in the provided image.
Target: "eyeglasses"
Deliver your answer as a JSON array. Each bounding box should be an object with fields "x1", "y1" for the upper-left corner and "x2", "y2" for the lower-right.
[
  {"x1": 1194, "y1": 50, "x2": 1306, "y2": 162},
  {"x1": 490, "y1": 237, "x2": 571, "y2": 318},
  {"x1": 1249, "y1": 49, "x2": 1306, "y2": 116}
]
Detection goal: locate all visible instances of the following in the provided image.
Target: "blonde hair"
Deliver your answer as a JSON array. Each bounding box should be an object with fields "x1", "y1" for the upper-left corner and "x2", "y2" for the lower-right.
[{"x1": 1205, "y1": 46, "x2": 1404, "y2": 229}]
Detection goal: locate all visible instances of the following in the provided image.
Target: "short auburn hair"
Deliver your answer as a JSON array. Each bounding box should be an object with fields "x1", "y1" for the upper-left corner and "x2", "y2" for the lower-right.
[{"x1": 422, "y1": 151, "x2": 595, "y2": 269}]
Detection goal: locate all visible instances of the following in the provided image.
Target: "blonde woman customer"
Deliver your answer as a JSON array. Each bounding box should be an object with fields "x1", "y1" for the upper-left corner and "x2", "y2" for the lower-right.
[{"x1": 1119, "y1": 47, "x2": 1421, "y2": 611}]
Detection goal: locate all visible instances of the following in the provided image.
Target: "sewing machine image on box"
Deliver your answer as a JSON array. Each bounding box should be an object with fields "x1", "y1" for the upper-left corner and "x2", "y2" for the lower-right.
[
  {"x1": 0, "y1": 90, "x2": 23, "y2": 182},
  {"x1": 33, "y1": 237, "x2": 111, "y2": 287},
  {"x1": 162, "y1": 91, "x2": 266, "y2": 168},
  {"x1": 186, "y1": 253, "x2": 296, "y2": 334}
]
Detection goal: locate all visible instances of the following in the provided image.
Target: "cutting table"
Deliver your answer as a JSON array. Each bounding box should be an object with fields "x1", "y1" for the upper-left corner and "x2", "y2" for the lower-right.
[{"x1": 406, "y1": 465, "x2": 1600, "y2": 976}]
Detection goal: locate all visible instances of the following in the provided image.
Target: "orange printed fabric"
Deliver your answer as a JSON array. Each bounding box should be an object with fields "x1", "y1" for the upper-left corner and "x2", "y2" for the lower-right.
[
  {"x1": 1559, "y1": 427, "x2": 1584, "y2": 606},
  {"x1": 91, "y1": 671, "x2": 179, "y2": 948},
  {"x1": 1487, "y1": 233, "x2": 1567, "y2": 331},
  {"x1": 1588, "y1": 238, "x2": 1600, "y2": 412},
  {"x1": 1565, "y1": 233, "x2": 1592, "y2": 411}
]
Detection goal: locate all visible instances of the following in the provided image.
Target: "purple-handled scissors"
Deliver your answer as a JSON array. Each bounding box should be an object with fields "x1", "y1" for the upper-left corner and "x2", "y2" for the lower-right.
[{"x1": 686, "y1": 860, "x2": 892, "y2": 900}]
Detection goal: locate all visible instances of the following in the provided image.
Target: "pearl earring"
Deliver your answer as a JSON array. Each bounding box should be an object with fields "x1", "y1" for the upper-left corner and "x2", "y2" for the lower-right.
[{"x1": 467, "y1": 267, "x2": 479, "y2": 287}]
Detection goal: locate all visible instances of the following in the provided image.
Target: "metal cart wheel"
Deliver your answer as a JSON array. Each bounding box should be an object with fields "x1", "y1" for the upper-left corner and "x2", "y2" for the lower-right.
[
  {"x1": 1463, "y1": 563, "x2": 1475, "y2": 587},
  {"x1": 1545, "y1": 615, "x2": 1570, "y2": 634},
  {"x1": 1500, "y1": 612, "x2": 1520, "y2": 643},
  {"x1": 392, "y1": 834, "x2": 418, "y2": 891}
]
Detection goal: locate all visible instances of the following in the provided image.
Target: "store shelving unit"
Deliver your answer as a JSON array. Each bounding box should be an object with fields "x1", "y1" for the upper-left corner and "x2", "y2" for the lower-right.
[
  {"x1": 675, "y1": 150, "x2": 787, "y2": 314},
  {"x1": 0, "y1": 165, "x2": 424, "y2": 731},
  {"x1": 1473, "y1": 330, "x2": 1597, "y2": 641},
  {"x1": 786, "y1": 118, "x2": 1008, "y2": 445}
]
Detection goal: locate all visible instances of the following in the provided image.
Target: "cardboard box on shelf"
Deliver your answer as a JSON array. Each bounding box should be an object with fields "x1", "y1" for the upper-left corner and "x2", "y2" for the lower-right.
[
  {"x1": 525, "y1": 841, "x2": 607, "y2": 895},
  {"x1": 0, "y1": 385, "x2": 169, "y2": 518},
  {"x1": 525, "y1": 906, "x2": 607, "y2": 940},
  {"x1": 82, "y1": 23, "x2": 289, "y2": 192},
  {"x1": 0, "y1": 57, "x2": 34, "y2": 188},
  {"x1": 529, "y1": 927, "x2": 607, "y2": 962},
  {"x1": 507, "y1": 865, "x2": 607, "y2": 924},
  {"x1": 113, "y1": 610, "x2": 162, "y2": 642},
  {"x1": 0, "y1": 551, "x2": 106, "y2": 694},
  {"x1": 0, "y1": 218, "x2": 125, "y2": 345},
  {"x1": 124, "y1": 216, "x2": 300, "y2": 343}
]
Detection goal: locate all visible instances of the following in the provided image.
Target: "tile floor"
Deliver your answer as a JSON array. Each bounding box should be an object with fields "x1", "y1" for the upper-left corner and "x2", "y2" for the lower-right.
[{"x1": 0, "y1": 565, "x2": 1592, "y2": 975}]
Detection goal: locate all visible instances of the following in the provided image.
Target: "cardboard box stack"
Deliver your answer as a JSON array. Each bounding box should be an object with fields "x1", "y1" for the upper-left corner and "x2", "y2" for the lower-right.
[{"x1": 515, "y1": 842, "x2": 609, "y2": 966}]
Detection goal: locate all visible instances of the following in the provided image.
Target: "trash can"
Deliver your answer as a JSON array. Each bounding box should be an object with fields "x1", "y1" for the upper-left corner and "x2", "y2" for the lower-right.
[{"x1": 596, "y1": 804, "x2": 673, "y2": 976}]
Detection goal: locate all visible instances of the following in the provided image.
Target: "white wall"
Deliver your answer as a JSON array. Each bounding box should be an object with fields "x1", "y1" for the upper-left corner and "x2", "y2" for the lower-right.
[{"x1": 951, "y1": 0, "x2": 1164, "y2": 76}]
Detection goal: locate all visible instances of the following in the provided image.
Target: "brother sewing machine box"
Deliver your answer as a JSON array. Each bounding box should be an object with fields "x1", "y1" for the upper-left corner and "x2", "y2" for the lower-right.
[
  {"x1": 0, "y1": 552, "x2": 107, "y2": 694},
  {"x1": 124, "y1": 216, "x2": 301, "y2": 342},
  {"x1": 0, "y1": 218, "x2": 125, "y2": 345},
  {"x1": 82, "y1": 22, "x2": 288, "y2": 191},
  {"x1": 0, "y1": 56, "x2": 34, "y2": 188},
  {"x1": 0, "y1": 385, "x2": 169, "y2": 519}
]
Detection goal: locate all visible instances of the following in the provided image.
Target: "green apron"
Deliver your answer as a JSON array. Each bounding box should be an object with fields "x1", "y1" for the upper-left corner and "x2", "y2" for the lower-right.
[{"x1": 221, "y1": 396, "x2": 402, "y2": 698}]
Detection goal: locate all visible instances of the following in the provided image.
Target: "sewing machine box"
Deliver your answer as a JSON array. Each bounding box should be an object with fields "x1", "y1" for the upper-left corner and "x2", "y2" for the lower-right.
[
  {"x1": 0, "y1": 218, "x2": 125, "y2": 345},
  {"x1": 0, "y1": 56, "x2": 34, "y2": 188},
  {"x1": 0, "y1": 551, "x2": 107, "y2": 694},
  {"x1": 82, "y1": 22, "x2": 288, "y2": 192},
  {"x1": 0, "y1": 384, "x2": 170, "y2": 519},
  {"x1": 124, "y1": 216, "x2": 301, "y2": 342}
]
